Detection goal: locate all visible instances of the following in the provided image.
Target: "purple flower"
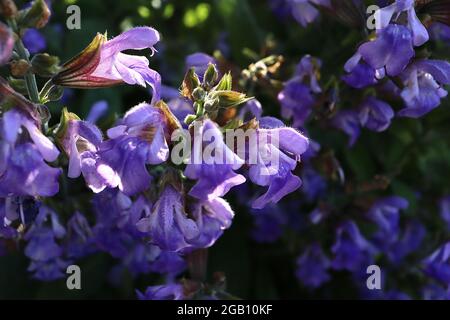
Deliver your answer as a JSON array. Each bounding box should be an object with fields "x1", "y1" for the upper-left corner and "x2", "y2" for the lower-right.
[
  {"x1": 24, "y1": 206, "x2": 69, "y2": 281},
  {"x1": 188, "y1": 197, "x2": 234, "y2": 249},
  {"x1": 22, "y1": 29, "x2": 47, "y2": 54},
  {"x1": 279, "y1": 82, "x2": 315, "y2": 126},
  {"x1": 60, "y1": 116, "x2": 113, "y2": 193},
  {"x1": 288, "y1": 0, "x2": 331, "y2": 27},
  {"x1": 278, "y1": 55, "x2": 321, "y2": 126},
  {"x1": 342, "y1": 54, "x2": 379, "y2": 89},
  {"x1": 440, "y1": 196, "x2": 450, "y2": 231},
  {"x1": 185, "y1": 120, "x2": 245, "y2": 201},
  {"x1": 295, "y1": 55, "x2": 322, "y2": 93},
  {"x1": 0, "y1": 110, "x2": 61, "y2": 197},
  {"x1": 2, "y1": 196, "x2": 40, "y2": 232},
  {"x1": 53, "y1": 27, "x2": 161, "y2": 102},
  {"x1": 86, "y1": 100, "x2": 109, "y2": 124},
  {"x1": 136, "y1": 284, "x2": 185, "y2": 300},
  {"x1": 97, "y1": 103, "x2": 170, "y2": 195},
  {"x1": 248, "y1": 117, "x2": 309, "y2": 209},
  {"x1": 376, "y1": 0, "x2": 429, "y2": 46},
  {"x1": 358, "y1": 24, "x2": 414, "y2": 77},
  {"x1": 398, "y1": 59, "x2": 450, "y2": 118},
  {"x1": 0, "y1": 198, "x2": 20, "y2": 238},
  {"x1": 387, "y1": 220, "x2": 425, "y2": 263},
  {"x1": 0, "y1": 22, "x2": 14, "y2": 65},
  {"x1": 92, "y1": 190, "x2": 181, "y2": 277},
  {"x1": 92, "y1": 189, "x2": 136, "y2": 258},
  {"x1": 331, "y1": 110, "x2": 360, "y2": 147},
  {"x1": 251, "y1": 205, "x2": 286, "y2": 243},
  {"x1": 296, "y1": 243, "x2": 331, "y2": 289},
  {"x1": 136, "y1": 185, "x2": 199, "y2": 252},
  {"x1": 430, "y1": 22, "x2": 450, "y2": 43},
  {"x1": 331, "y1": 221, "x2": 375, "y2": 272},
  {"x1": 149, "y1": 249, "x2": 187, "y2": 275},
  {"x1": 65, "y1": 212, "x2": 95, "y2": 259},
  {"x1": 423, "y1": 242, "x2": 450, "y2": 285},
  {"x1": 367, "y1": 196, "x2": 409, "y2": 250},
  {"x1": 358, "y1": 97, "x2": 394, "y2": 132}
]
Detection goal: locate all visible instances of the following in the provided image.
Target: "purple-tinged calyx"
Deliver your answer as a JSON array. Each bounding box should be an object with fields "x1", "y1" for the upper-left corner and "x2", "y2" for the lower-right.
[{"x1": 0, "y1": 22, "x2": 14, "y2": 66}]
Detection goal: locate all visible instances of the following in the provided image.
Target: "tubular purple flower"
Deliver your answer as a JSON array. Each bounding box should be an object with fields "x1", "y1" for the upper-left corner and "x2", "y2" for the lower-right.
[
  {"x1": 278, "y1": 55, "x2": 322, "y2": 126},
  {"x1": 296, "y1": 243, "x2": 331, "y2": 289},
  {"x1": 248, "y1": 117, "x2": 309, "y2": 209},
  {"x1": 368, "y1": 196, "x2": 409, "y2": 250},
  {"x1": 331, "y1": 220, "x2": 376, "y2": 272},
  {"x1": 0, "y1": 109, "x2": 61, "y2": 197},
  {"x1": 58, "y1": 111, "x2": 113, "y2": 193},
  {"x1": 423, "y1": 242, "x2": 450, "y2": 285},
  {"x1": 187, "y1": 197, "x2": 234, "y2": 249},
  {"x1": 376, "y1": 0, "x2": 429, "y2": 46},
  {"x1": 52, "y1": 27, "x2": 162, "y2": 103},
  {"x1": 331, "y1": 110, "x2": 361, "y2": 147},
  {"x1": 398, "y1": 59, "x2": 450, "y2": 118},
  {"x1": 358, "y1": 24, "x2": 415, "y2": 77},
  {"x1": 97, "y1": 102, "x2": 170, "y2": 195},
  {"x1": 342, "y1": 53, "x2": 381, "y2": 88},
  {"x1": 136, "y1": 185, "x2": 199, "y2": 252},
  {"x1": 358, "y1": 97, "x2": 394, "y2": 132},
  {"x1": 184, "y1": 120, "x2": 246, "y2": 201}
]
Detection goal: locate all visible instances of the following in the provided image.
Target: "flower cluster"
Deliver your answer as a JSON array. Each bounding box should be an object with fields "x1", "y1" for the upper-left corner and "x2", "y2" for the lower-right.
[
  {"x1": 0, "y1": 0, "x2": 312, "y2": 299},
  {"x1": 1, "y1": 0, "x2": 449, "y2": 300}
]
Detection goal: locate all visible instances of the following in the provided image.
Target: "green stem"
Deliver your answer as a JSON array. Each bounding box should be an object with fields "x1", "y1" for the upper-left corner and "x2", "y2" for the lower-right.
[{"x1": 8, "y1": 19, "x2": 40, "y2": 104}]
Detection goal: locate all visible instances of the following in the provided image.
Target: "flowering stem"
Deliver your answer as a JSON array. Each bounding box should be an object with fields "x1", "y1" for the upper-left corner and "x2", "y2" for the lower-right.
[
  {"x1": 187, "y1": 248, "x2": 208, "y2": 282},
  {"x1": 8, "y1": 19, "x2": 40, "y2": 104}
]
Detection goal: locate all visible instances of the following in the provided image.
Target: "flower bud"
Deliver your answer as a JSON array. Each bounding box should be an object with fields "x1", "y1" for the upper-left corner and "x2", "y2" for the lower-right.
[
  {"x1": 54, "y1": 107, "x2": 80, "y2": 144},
  {"x1": 10, "y1": 59, "x2": 30, "y2": 77},
  {"x1": 155, "y1": 100, "x2": 181, "y2": 137},
  {"x1": 0, "y1": 75, "x2": 40, "y2": 122},
  {"x1": 31, "y1": 53, "x2": 60, "y2": 77},
  {"x1": 208, "y1": 90, "x2": 252, "y2": 109},
  {"x1": 203, "y1": 96, "x2": 219, "y2": 112},
  {"x1": 203, "y1": 62, "x2": 218, "y2": 88},
  {"x1": 0, "y1": 0, "x2": 18, "y2": 18},
  {"x1": 180, "y1": 67, "x2": 201, "y2": 100},
  {"x1": 192, "y1": 87, "x2": 206, "y2": 101},
  {"x1": 18, "y1": 0, "x2": 51, "y2": 29},
  {"x1": 214, "y1": 72, "x2": 232, "y2": 91}
]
